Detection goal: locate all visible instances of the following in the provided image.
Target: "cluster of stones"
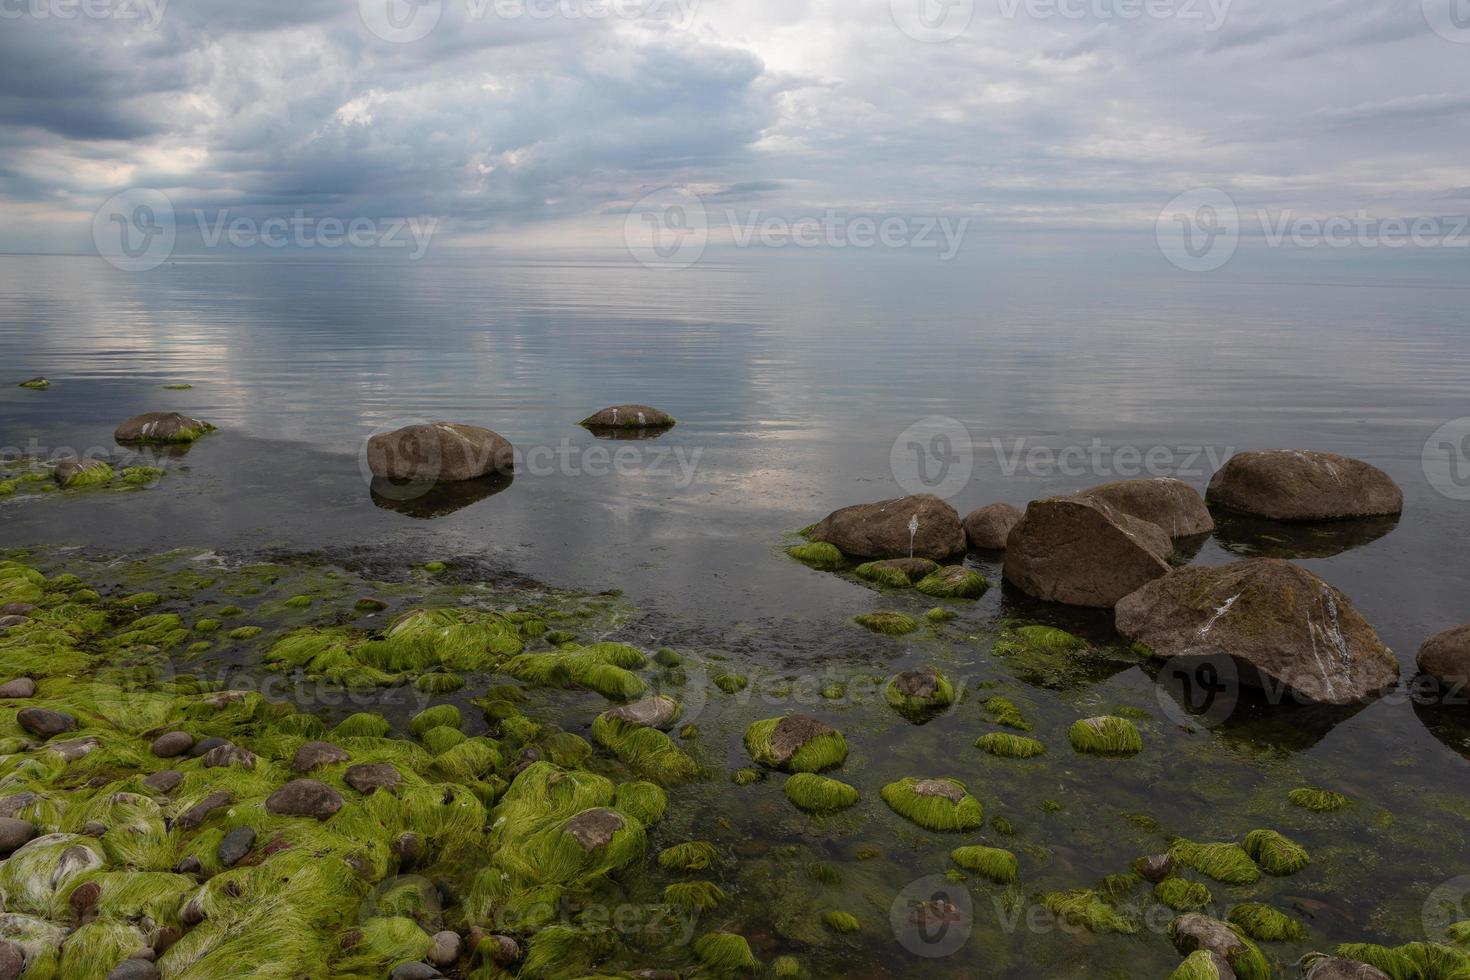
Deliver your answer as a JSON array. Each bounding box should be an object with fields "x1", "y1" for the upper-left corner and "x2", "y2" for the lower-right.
[{"x1": 801, "y1": 450, "x2": 1412, "y2": 707}]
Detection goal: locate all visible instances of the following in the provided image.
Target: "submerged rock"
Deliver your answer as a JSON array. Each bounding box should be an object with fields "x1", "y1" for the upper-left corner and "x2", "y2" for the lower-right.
[
  {"x1": 1417, "y1": 625, "x2": 1470, "y2": 689},
  {"x1": 265, "y1": 779, "x2": 344, "y2": 820},
  {"x1": 367, "y1": 422, "x2": 513, "y2": 483},
  {"x1": 745, "y1": 715, "x2": 848, "y2": 772},
  {"x1": 52, "y1": 456, "x2": 114, "y2": 489},
  {"x1": 1301, "y1": 956, "x2": 1392, "y2": 979},
  {"x1": 1169, "y1": 915, "x2": 1268, "y2": 980},
  {"x1": 808, "y1": 494, "x2": 967, "y2": 562},
  {"x1": 580, "y1": 405, "x2": 676, "y2": 429},
  {"x1": 114, "y1": 411, "x2": 215, "y2": 444},
  {"x1": 854, "y1": 557, "x2": 939, "y2": 587},
  {"x1": 600, "y1": 696, "x2": 681, "y2": 732},
  {"x1": 1078, "y1": 477, "x2": 1215, "y2": 537},
  {"x1": 1207, "y1": 450, "x2": 1403, "y2": 521},
  {"x1": 1004, "y1": 496, "x2": 1172, "y2": 608},
  {"x1": 1117, "y1": 559, "x2": 1398, "y2": 706},
  {"x1": 963, "y1": 502, "x2": 1023, "y2": 550}
]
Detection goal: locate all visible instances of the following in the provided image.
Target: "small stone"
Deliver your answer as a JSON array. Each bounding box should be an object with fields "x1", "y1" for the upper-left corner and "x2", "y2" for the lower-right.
[
  {"x1": 51, "y1": 737, "x2": 99, "y2": 761},
  {"x1": 174, "y1": 856, "x2": 202, "y2": 875},
  {"x1": 70, "y1": 881, "x2": 102, "y2": 917},
  {"x1": 0, "y1": 616, "x2": 30, "y2": 629},
  {"x1": 83, "y1": 821, "x2": 107, "y2": 837},
  {"x1": 0, "y1": 602, "x2": 35, "y2": 617},
  {"x1": 354, "y1": 597, "x2": 388, "y2": 612},
  {"x1": 509, "y1": 747, "x2": 541, "y2": 777},
  {"x1": 202, "y1": 744, "x2": 256, "y2": 769},
  {"x1": 175, "y1": 790, "x2": 233, "y2": 830},
  {"x1": 188, "y1": 736, "x2": 229, "y2": 758},
  {"x1": 0, "y1": 817, "x2": 37, "y2": 855},
  {"x1": 265, "y1": 780, "x2": 344, "y2": 820},
  {"x1": 0, "y1": 941, "x2": 24, "y2": 980},
  {"x1": 343, "y1": 763, "x2": 402, "y2": 795},
  {"x1": 142, "y1": 771, "x2": 183, "y2": 795},
  {"x1": 150, "y1": 731, "x2": 194, "y2": 758},
  {"x1": 911, "y1": 779, "x2": 965, "y2": 803},
  {"x1": 427, "y1": 932, "x2": 462, "y2": 968},
  {"x1": 291, "y1": 741, "x2": 350, "y2": 772},
  {"x1": 892, "y1": 667, "x2": 941, "y2": 701},
  {"x1": 216, "y1": 826, "x2": 256, "y2": 867},
  {"x1": 152, "y1": 927, "x2": 183, "y2": 957},
  {"x1": 483, "y1": 934, "x2": 520, "y2": 965},
  {"x1": 16, "y1": 707, "x2": 76, "y2": 739},
  {"x1": 601, "y1": 696, "x2": 680, "y2": 731},
  {"x1": 563, "y1": 808, "x2": 625, "y2": 851},
  {"x1": 392, "y1": 832, "x2": 424, "y2": 867},
  {"x1": 388, "y1": 964, "x2": 441, "y2": 980},
  {"x1": 0, "y1": 678, "x2": 36, "y2": 699},
  {"x1": 1134, "y1": 853, "x2": 1174, "y2": 883}
]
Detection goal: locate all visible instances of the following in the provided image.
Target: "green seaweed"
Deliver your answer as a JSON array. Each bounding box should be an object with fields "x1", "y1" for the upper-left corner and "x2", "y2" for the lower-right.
[
  {"x1": 1169, "y1": 841, "x2": 1261, "y2": 886},
  {"x1": 1228, "y1": 903, "x2": 1305, "y2": 942},
  {"x1": 1242, "y1": 829, "x2": 1310, "y2": 876},
  {"x1": 915, "y1": 566, "x2": 990, "y2": 599},
  {"x1": 1068, "y1": 716, "x2": 1143, "y2": 756},
  {"x1": 1156, "y1": 877, "x2": 1213, "y2": 911},
  {"x1": 975, "y1": 732, "x2": 1045, "y2": 759},
  {"x1": 880, "y1": 777, "x2": 984, "y2": 832},
  {"x1": 744, "y1": 717, "x2": 848, "y2": 773},
  {"x1": 1042, "y1": 889, "x2": 1137, "y2": 934},
  {"x1": 788, "y1": 542, "x2": 845, "y2": 568},
  {"x1": 784, "y1": 773, "x2": 860, "y2": 813},
  {"x1": 853, "y1": 612, "x2": 919, "y2": 636},
  {"x1": 1289, "y1": 787, "x2": 1351, "y2": 813},
  {"x1": 951, "y1": 845, "x2": 1018, "y2": 884}
]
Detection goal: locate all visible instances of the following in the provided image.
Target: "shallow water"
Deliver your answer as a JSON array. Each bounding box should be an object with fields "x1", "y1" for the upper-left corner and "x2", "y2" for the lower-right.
[{"x1": 4, "y1": 245, "x2": 1470, "y2": 977}]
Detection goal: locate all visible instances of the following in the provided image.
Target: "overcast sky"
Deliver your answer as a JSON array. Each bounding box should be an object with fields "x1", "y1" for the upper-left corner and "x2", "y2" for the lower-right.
[{"x1": 1, "y1": 0, "x2": 1467, "y2": 253}]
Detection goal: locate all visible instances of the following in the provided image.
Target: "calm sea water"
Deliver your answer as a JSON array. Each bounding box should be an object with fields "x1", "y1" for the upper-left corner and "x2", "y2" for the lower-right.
[{"x1": 3, "y1": 244, "x2": 1470, "y2": 976}]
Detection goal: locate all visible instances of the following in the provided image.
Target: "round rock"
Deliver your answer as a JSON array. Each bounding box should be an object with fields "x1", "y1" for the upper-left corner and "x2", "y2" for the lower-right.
[
  {"x1": 963, "y1": 503, "x2": 1023, "y2": 551},
  {"x1": 809, "y1": 494, "x2": 967, "y2": 561},
  {"x1": 17, "y1": 707, "x2": 76, "y2": 739},
  {"x1": 1078, "y1": 477, "x2": 1215, "y2": 537},
  {"x1": 0, "y1": 678, "x2": 37, "y2": 699},
  {"x1": 150, "y1": 731, "x2": 194, "y2": 759},
  {"x1": 1207, "y1": 450, "x2": 1403, "y2": 521},
  {"x1": 427, "y1": 931, "x2": 462, "y2": 968},
  {"x1": 290, "y1": 741, "x2": 350, "y2": 772},
  {"x1": 0, "y1": 817, "x2": 37, "y2": 855},
  {"x1": 1418, "y1": 625, "x2": 1470, "y2": 688},
  {"x1": 265, "y1": 780, "x2": 344, "y2": 820},
  {"x1": 366, "y1": 422, "x2": 513, "y2": 483}
]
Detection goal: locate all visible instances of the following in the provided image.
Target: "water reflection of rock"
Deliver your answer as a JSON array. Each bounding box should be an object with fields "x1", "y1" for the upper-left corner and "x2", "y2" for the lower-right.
[
  {"x1": 583, "y1": 425, "x2": 673, "y2": 441},
  {"x1": 1413, "y1": 696, "x2": 1470, "y2": 761},
  {"x1": 369, "y1": 472, "x2": 512, "y2": 519},
  {"x1": 1211, "y1": 512, "x2": 1398, "y2": 559}
]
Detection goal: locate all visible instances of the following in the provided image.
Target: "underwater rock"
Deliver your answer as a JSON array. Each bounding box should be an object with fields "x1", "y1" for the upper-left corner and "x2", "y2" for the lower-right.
[
  {"x1": 0, "y1": 817, "x2": 36, "y2": 855},
  {"x1": 291, "y1": 741, "x2": 351, "y2": 772},
  {"x1": 579, "y1": 405, "x2": 676, "y2": 429},
  {"x1": 216, "y1": 826, "x2": 256, "y2": 868},
  {"x1": 745, "y1": 715, "x2": 848, "y2": 772},
  {"x1": 175, "y1": 790, "x2": 232, "y2": 830},
  {"x1": 885, "y1": 666, "x2": 956, "y2": 721},
  {"x1": 52, "y1": 456, "x2": 114, "y2": 489},
  {"x1": 1004, "y1": 496, "x2": 1172, "y2": 608},
  {"x1": 265, "y1": 780, "x2": 343, "y2": 820},
  {"x1": 564, "y1": 808, "x2": 626, "y2": 850},
  {"x1": 854, "y1": 557, "x2": 938, "y2": 587},
  {"x1": 150, "y1": 731, "x2": 194, "y2": 758},
  {"x1": 114, "y1": 412, "x2": 215, "y2": 444},
  {"x1": 881, "y1": 777, "x2": 985, "y2": 831},
  {"x1": 808, "y1": 494, "x2": 967, "y2": 561},
  {"x1": 16, "y1": 707, "x2": 76, "y2": 739},
  {"x1": 141, "y1": 771, "x2": 182, "y2": 795},
  {"x1": 1417, "y1": 625, "x2": 1470, "y2": 688},
  {"x1": 367, "y1": 422, "x2": 513, "y2": 483},
  {"x1": 600, "y1": 696, "x2": 680, "y2": 731},
  {"x1": 1078, "y1": 477, "x2": 1215, "y2": 537},
  {"x1": 1300, "y1": 956, "x2": 1391, "y2": 979},
  {"x1": 344, "y1": 763, "x2": 403, "y2": 795},
  {"x1": 1116, "y1": 559, "x2": 1399, "y2": 706},
  {"x1": 964, "y1": 502, "x2": 1023, "y2": 550},
  {"x1": 1135, "y1": 853, "x2": 1175, "y2": 883},
  {"x1": 1212, "y1": 512, "x2": 1398, "y2": 560},
  {"x1": 1207, "y1": 450, "x2": 1403, "y2": 521},
  {"x1": 0, "y1": 678, "x2": 36, "y2": 698},
  {"x1": 427, "y1": 931, "x2": 462, "y2": 968}
]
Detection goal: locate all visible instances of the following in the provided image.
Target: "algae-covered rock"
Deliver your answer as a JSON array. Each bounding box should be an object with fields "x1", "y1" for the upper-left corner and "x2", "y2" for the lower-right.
[
  {"x1": 808, "y1": 494, "x2": 967, "y2": 562},
  {"x1": 1300, "y1": 955, "x2": 1391, "y2": 979},
  {"x1": 880, "y1": 777, "x2": 984, "y2": 831},
  {"x1": 884, "y1": 666, "x2": 955, "y2": 721},
  {"x1": 744, "y1": 716, "x2": 847, "y2": 773},
  {"x1": 1242, "y1": 829, "x2": 1310, "y2": 876},
  {"x1": 601, "y1": 696, "x2": 680, "y2": 731},
  {"x1": 1068, "y1": 716, "x2": 1143, "y2": 756},
  {"x1": 1004, "y1": 496, "x2": 1172, "y2": 608},
  {"x1": 951, "y1": 845, "x2": 1017, "y2": 884},
  {"x1": 1227, "y1": 903, "x2": 1304, "y2": 942},
  {"x1": 579, "y1": 405, "x2": 676, "y2": 430},
  {"x1": 1169, "y1": 914, "x2": 1271, "y2": 980},
  {"x1": 1078, "y1": 478, "x2": 1215, "y2": 538},
  {"x1": 1170, "y1": 950, "x2": 1237, "y2": 980},
  {"x1": 17, "y1": 377, "x2": 49, "y2": 390},
  {"x1": 264, "y1": 779, "x2": 344, "y2": 820},
  {"x1": 787, "y1": 542, "x2": 845, "y2": 568},
  {"x1": 367, "y1": 422, "x2": 513, "y2": 483},
  {"x1": 1116, "y1": 558, "x2": 1398, "y2": 706},
  {"x1": 853, "y1": 612, "x2": 918, "y2": 636},
  {"x1": 915, "y1": 565, "x2": 990, "y2": 599},
  {"x1": 963, "y1": 502, "x2": 1022, "y2": 551},
  {"x1": 1207, "y1": 450, "x2": 1403, "y2": 521},
  {"x1": 114, "y1": 412, "x2": 215, "y2": 444},
  {"x1": 53, "y1": 457, "x2": 115, "y2": 489},
  {"x1": 783, "y1": 773, "x2": 859, "y2": 814},
  {"x1": 855, "y1": 558, "x2": 939, "y2": 588}
]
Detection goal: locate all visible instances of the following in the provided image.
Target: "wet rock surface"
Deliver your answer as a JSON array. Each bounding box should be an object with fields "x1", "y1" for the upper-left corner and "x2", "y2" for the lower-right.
[
  {"x1": 1077, "y1": 477, "x2": 1215, "y2": 537},
  {"x1": 962, "y1": 502, "x2": 1023, "y2": 550},
  {"x1": 1003, "y1": 496, "x2": 1172, "y2": 607},
  {"x1": 1207, "y1": 450, "x2": 1403, "y2": 521},
  {"x1": 367, "y1": 422, "x2": 513, "y2": 483},
  {"x1": 808, "y1": 494, "x2": 967, "y2": 561}
]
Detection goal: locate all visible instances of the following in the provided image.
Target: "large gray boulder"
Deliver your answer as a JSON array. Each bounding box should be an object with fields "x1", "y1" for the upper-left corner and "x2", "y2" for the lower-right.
[
  {"x1": 1078, "y1": 478, "x2": 1214, "y2": 537},
  {"x1": 1116, "y1": 558, "x2": 1398, "y2": 706},
  {"x1": 1207, "y1": 450, "x2": 1402, "y2": 521},
  {"x1": 808, "y1": 494, "x2": 966, "y2": 561},
  {"x1": 367, "y1": 423, "x2": 513, "y2": 483},
  {"x1": 1003, "y1": 496, "x2": 1172, "y2": 608}
]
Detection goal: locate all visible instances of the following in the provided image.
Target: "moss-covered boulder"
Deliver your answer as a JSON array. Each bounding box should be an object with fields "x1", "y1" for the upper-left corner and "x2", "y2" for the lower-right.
[
  {"x1": 884, "y1": 666, "x2": 955, "y2": 721},
  {"x1": 854, "y1": 558, "x2": 938, "y2": 588},
  {"x1": 880, "y1": 777, "x2": 983, "y2": 831},
  {"x1": 745, "y1": 716, "x2": 847, "y2": 773},
  {"x1": 784, "y1": 774, "x2": 859, "y2": 814},
  {"x1": 114, "y1": 412, "x2": 215, "y2": 444},
  {"x1": 915, "y1": 565, "x2": 989, "y2": 599},
  {"x1": 1068, "y1": 716, "x2": 1142, "y2": 756},
  {"x1": 1168, "y1": 914, "x2": 1270, "y2": 980},
  {"x1": 807, "y1": 494, "x2": 966, "y2": 562},
  {"x1": 1117, "y1": 559, "x2": 1398, "y2": 706},
  {"x1": 53, "y1": 457, "x2": 114, "y2": 489}
]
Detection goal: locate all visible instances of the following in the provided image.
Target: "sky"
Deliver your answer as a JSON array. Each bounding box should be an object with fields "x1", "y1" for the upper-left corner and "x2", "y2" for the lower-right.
[{"x1": 1, "y1": 0, "x2": 1468, "y2": 255}]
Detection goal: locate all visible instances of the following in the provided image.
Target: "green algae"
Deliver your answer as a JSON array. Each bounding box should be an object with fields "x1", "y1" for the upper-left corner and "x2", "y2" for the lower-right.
[
  {"x1": 951, "y1": 845, "x2": 1018, "y2": 884},
  {"x1": 853, "y1": 611, "x2": 919, "y2": 635},
  {"x1": 1334, "y1": 941, "x2": 1470, "y2": 980},
  {"x1": 1242, "y1": 829, "x2": 1310, "y2": 876},
  {"x1": 694, "y1": 932, "x2": 760, "y2": 974},
  {"x1": 855, "y1": 560, "x2": 919, "y2": 588},
  {"x1": 788, "y1": 542, "x2": 845, "y2": 568},
  {"x1": 822, "y1": 910, "x2": 861, "y2": 934},
  {"x1": 1169, "y1": 840, "x2": 1262, "y2": 885},
  {"x1": 613, "y1": 780, "x2": 666, "y2": 824},
  {"x1": 1170, "y1": 950, "x2": 1231, "y2": 979},
  {"x1": 880, "y1": 777, "x2": 984, "y2": 831},
  {"x1": 1290, "y1": 786, "x2": 1351, "y2": 812},
  {"x1": 744, "y1": 717, "x2": 848, "y2": 773},
  {"x1": 590, "y1": 713, "x2": 698, "y2": 784},
  {"x1": 982, "y1": 696, "x2": 1032, "y2": 731},
  {"x1": 915, "y1": 565, "x2": 990, "y2": 599},
  {"x1": 884, "y1": 668, "x2": 956, "y2": 720},
  {"x1": 1156, "y1": 877, "x2": 1213, "y2": 911},
  {"x1": 1228, "y1": 902, "x2": 1305, "y2": 942},
  {"x1": 784, "y1": 773, "x2": 860, "y2": 813},
  {"x1": 1069, "y1": 716, "x2": 1143, "y2": 756},
  {"x1": 715, "y1": 673, "x2": 749, "y2": 693},
  {"x1": 925, "y1": 607, "x2": 958, "y2": 622},
  {"x1": 976, "y1": 732, "x2": 1046, "y2": 759},
  {"x1": 658, "y1": 841, "x2": 719, "y2": 872},
  {"x1": 1042, "y1": 889, "x2": 1137, "y2": 934},
  {"x1": 665, "y1": 879, "x2": 728, "y2": 914}
]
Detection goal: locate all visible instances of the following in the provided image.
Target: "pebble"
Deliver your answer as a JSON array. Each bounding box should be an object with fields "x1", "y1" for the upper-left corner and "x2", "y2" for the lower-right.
[
  {"x1": 150, "y1": 731, "x2": 194, "y2": 758},
  {"x1": 0, "y1": 678, "x2": 36, "y2": 699}
]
